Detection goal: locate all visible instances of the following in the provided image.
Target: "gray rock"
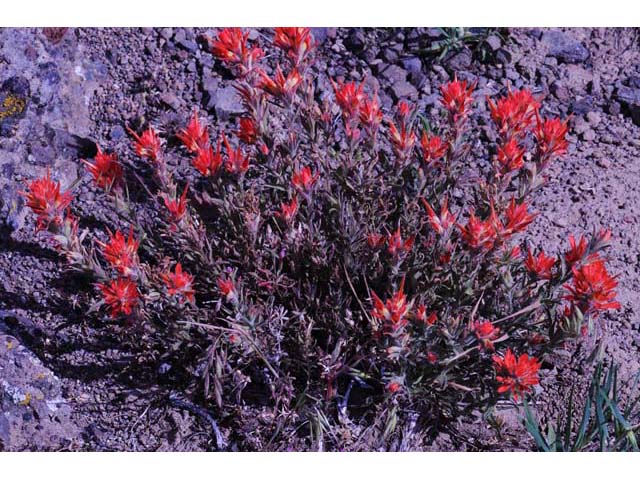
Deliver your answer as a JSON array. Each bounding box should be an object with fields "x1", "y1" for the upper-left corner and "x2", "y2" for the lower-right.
[
  {"x1": 390, "y1": 80, "x2": 419, "y2": 101},
  {"x1": 0, "y1": 323, "x2": 81, "y2": 450},
  {"x1": 401, "y1": 57, "x2": 422, "y2": 75},
  {"x1": 616, "y1": 85, "x2": 640, "y2": 125},
  {"x1": 484, "y1": 34, "x2": 502, "y2": 51},
  {"x1": 311, "y1": 28, "x2": 329, "y2": 45},
  {"x1": 212, "y1": 85, "x2": 243, "y2": 120},
  {"x1": 160, "y1": 92, "x2": 183, "y2": 111},
  {"x1": 542, "y1": 30, "x2": 590, "y2": 64},
  {"x1": 447, "y1": 49, "x2": 472, "y2": 71},
  {"x1": 380, "y1": 64, "x2": 407, "y2": 84},
  {"x1": 381, "y1": 48, "x2": 399, "y2": 64},
  {"x1": 344, "y1": 29, "x2": 366, "y2": 54}
]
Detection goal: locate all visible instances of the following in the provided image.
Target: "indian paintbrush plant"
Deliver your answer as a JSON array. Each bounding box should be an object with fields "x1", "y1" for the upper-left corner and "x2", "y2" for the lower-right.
[{"x1": 21, "y1": 27, "x2": 621, "y2": 451}]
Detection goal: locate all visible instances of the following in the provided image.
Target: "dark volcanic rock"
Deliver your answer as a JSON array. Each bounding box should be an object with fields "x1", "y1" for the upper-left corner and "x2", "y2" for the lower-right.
[
  {"x1": 542, "y1": 30, "x2": 590, "y2": 64},
  {"x1": 616, "y1": 85, "x2": 640, "y2": 125}
]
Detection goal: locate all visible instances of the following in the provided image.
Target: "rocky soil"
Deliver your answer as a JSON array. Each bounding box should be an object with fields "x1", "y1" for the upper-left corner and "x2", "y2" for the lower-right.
[{"x1": 1, "y1": 27, "x2": 639, "y2": 451}]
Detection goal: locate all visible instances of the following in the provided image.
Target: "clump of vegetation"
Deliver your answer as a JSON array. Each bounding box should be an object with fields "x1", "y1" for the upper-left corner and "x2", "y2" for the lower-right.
[{"x1": 22, "y1": 28, "x2": 619, "y2": 451}]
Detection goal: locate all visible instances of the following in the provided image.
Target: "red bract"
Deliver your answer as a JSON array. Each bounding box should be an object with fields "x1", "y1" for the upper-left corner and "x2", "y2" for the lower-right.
[
  {"x1": 291, "y1": 166, "x2": 318, "y2": 192},
  {"x1": 208, "y1": 27, "x2": 262, "y2": 73},
  {"x1": 273, "y1": 27, "x2": 314, "y2": 66},
  {"x1": 259, "y1": 66, "x2": 302, "y2": 100},
  {"x1": 330, "y1": 78, "x2": 365, "y2": 120},
  {"x1": 440, "y1": 76, "x2": 475, "y2": 121},
  {"x1": 524, "y1": 249, "x2": 556, "y2": 280},
  {"x1": 420, "y1": 132, "x2": 448, "y2": 165},
  {"x1": 367, "y1": 233, "x2": 385, "y2": 249},
  {"x1": 128, "y1": 126, "x2": 162, "y2": 162},
  {"x1": 503, "y1": 200, "x2": 536, "y2": 236},
  {"x1": 492, "y1": 349, "x2": 541, "y2": 400},
  {"x1": 161, "y1": 263, "x2": 195, "y2": 304},
  {"x1": 564, "y1": 255, "x2": 621, "y2": 314},
  {"x1": 497, "y1": 138, "x2": 525, "y2": 174},
  {"x1": 222, "y1": 134, "x2": 250, "y2": 174},
  {"x1": 386, "y1": 227, "x2": 414, "y2": 257},
  {"x1": 162, "y1": 184, "x2": 189, "y2": 226},
  {"x1": 416, "y1": 305, "x2": 437, "y2": 325},
  {"x1": 565, "y1": 234, "x2": 588, "y2": 266},
  {"x1": 386, "y1": 381, "x2": 402, "y2": 394},
  {"x1": 21, "y1": 170, "x2": 73, "y2": 231},
  {"x1": 535, "y1": 114, "x2": 569, "y2": 159},
  {"x1": 359, "y1": 94, "x2": 383, "y2": 136},
  {"x1": 421, "y1": 198, "x2": 456, "y2": 235},
  {"x1": 370, "y1": 279, "x2": 410, "y2": 332},
  {"x1": 237, "y1": 117, "x2": 258, "y2": 144},
  {"x1": 458, "y1": 212, "x2": 496, "y2": 250},
  {"x1": 276, "y1": 196, "x2": 299, "y2": 223},
  {"x1": 98, "y1": 278, "x2": 139, "y2": 318},
  {"x1": 217, "y1": 275, "x2": 237, "y2": 302},
  {"x1": 97, "y1": 228, "x2": 140, "y2": 277},
  {"x1": 84, "y1": 147, "x2": 123, "y2": 191},
  {"x1": 473, "y1": 320, "x2": 501, "y2": 351},
  {"x1": 192, "y1": 140, "x2": 224, "y2": 177},
  {"x1": 177, "y1": 111, "x2": 210, "y2": 154},
  {"x1": 388, "y1": 120, "x2": 416, "y2": 160},
  {"x1": 487, "y1": 89, "x2": 539, "y2": 139}
]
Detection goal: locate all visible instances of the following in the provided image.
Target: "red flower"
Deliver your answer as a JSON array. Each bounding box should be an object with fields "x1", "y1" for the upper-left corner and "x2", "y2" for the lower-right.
[
  {"x1": 420, "y1": 132, "x2": 448, "y2": 165},
  {"x1": 386, "y1": 227, "x2": 414, "y2": 257},
  {"x1": 497, "y1": 138, "x2": 525, "y2": 174},
  {"x1": 493, "y1": 349, "x2": 541, "y2": 400},
  {"x1": 237, "y1": 117, "x2": 258, "y2": 144},
  {"x1": 161, "y1": 263, "x2": 195, "y2": 304},
  {"x1": 276, "y1": 196, "x2": 299, "y2": 223},
  {"x1": 503, "y1": 199, "x2": 536, "y2": 236},
  {"x1": 291, "y1": 166, "x2": 318, "y2": 192},
  {"x1": 416, "y1": 305, "x2": 437, "y2": 325},
  {"x1": 426, "y1": 351, "x2": 438, "y2": 363},
  {"x1": 330, "y1": 78, "x2": 365, "y2": 120},
  {"x1": 84, "y1": 147, "x2": 123, "y2": 191},
  {"x1": 177, "y1": 111, "x2": 210, "y2": 154},
  {"x1": 440, "y1": 76, "x2": 475, "y2": 120},
  {"x1": 259, "y1": 66, "x2": 303, "y2": 100},
  {"x1": 535, "y1": 114, "x2": 569, "y2": 159},
  {"x1": 217, "y1": 275, "x2": 238, "y2": 302},
  {"x1": 422, "y1": 198, "x2": 456, "y2": 235},
  {"x1": 565, "y1": 234, "x2": 588, "y2": 266},
  {"x1": 273, "y1": 27, "x2": 314, "y2": 65},
  {"x1": 396, "y1": 101, "x2": 413, "y2": 122},
  {"x1": 222, "y1": 133, "x2": 250, "y2": 175},
  {"x1": 367, "y1": 233, "x2": 385, "y2": 249},
  {"x1": 458, "y1": 211, "x2": 497, "y2": 250},
  {"x1": 564, "y1": 255, "x2": 620, "y2": 314},
  {"x1": 370, "y1": 278, "x2": 410, "y2": 332},
  {"x1": 473, "y1": 320, "x2": 501, "y2": 351},
  {"x1": 388, "y1": 120, "x2": 417, "y2": 160},
  {"x1": 128, "y1": 126, "x2": 162, "y2": 162},
  {"x1": 524, "y1": 249, "x2": 556, "y2": 280},
  {"x1": 98, "y1": 278, "x2": 139, "y2": 318},
  {"x1": 162, "y1": 183, "x2": 189, "y2": 226},
  {"x1": 208, "y1": 28, "x2": 262, "y2": 73},
  {"x1": 21, "y1": 170, "x2": 73, "y2": 231},
  {"x1": 97, "y1": 228, "x2": 140, "y2": 277},
  {"x1": 192, "y1": 139, "x2": 224, "y2": 177},
  {"x1": 358, "y1": 94, "x2": 383, "y2": 136},
  {"x1": 386, "y1": 381, "x2": 402, "y2": 394},
  {"x1": 487, "y1": 89, "x2": 539, "y2": 139}
]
